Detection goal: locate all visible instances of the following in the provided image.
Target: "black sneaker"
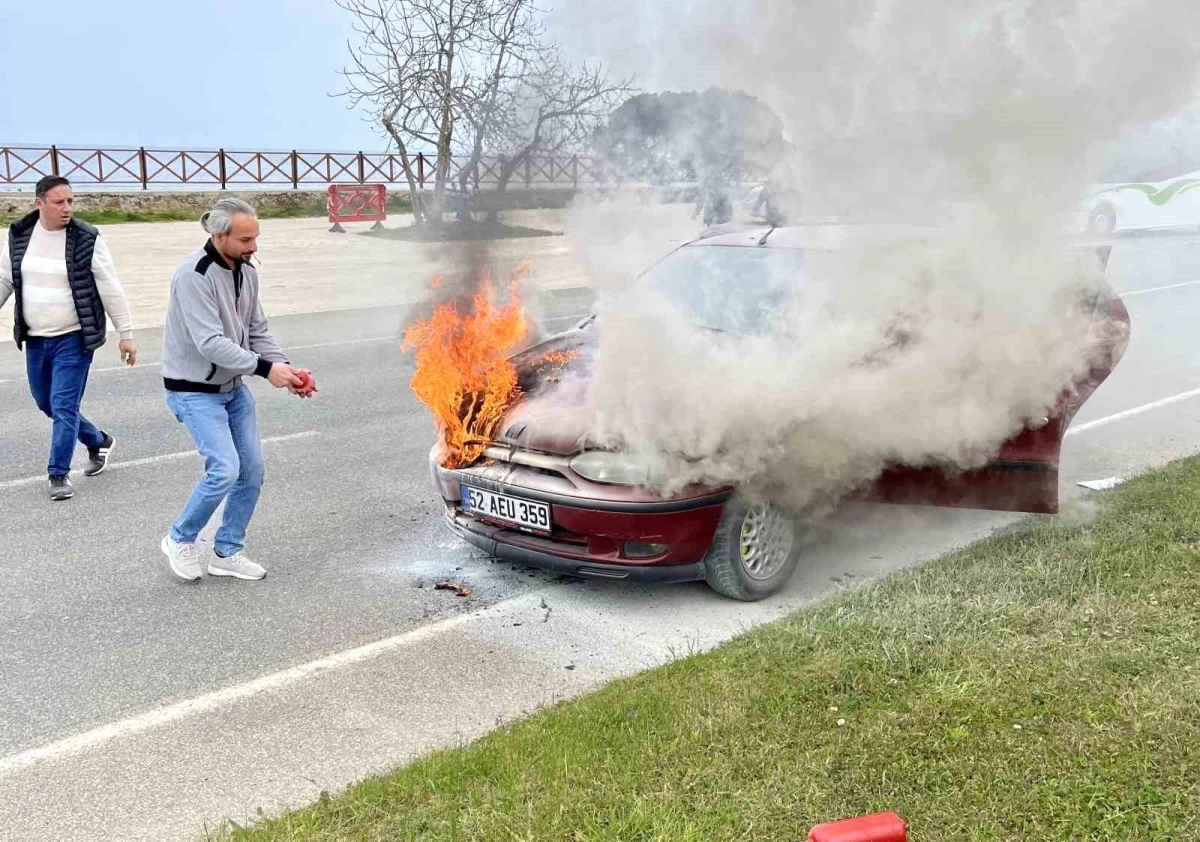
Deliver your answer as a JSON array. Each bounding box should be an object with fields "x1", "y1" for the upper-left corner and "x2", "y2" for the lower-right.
[
  {"x1": 49, "y1": 475, "x2": 75, "y2": 501},
  {"x1": 84, "y1": 433, "x2": 115, "y2": 477}
]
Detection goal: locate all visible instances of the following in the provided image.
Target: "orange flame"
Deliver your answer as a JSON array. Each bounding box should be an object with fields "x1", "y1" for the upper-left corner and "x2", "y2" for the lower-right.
[
  {"x1": 539, "y1": 349, "x2": 580, "y2": 368},
  {"x1": 402, "y1": 272, "x2": 528, "y2": 469}
]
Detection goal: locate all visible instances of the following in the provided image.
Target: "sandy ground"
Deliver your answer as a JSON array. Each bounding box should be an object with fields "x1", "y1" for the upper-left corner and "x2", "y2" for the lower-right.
[{"x1": 0, "y1": 205, "x2": 703, "y2": 340}]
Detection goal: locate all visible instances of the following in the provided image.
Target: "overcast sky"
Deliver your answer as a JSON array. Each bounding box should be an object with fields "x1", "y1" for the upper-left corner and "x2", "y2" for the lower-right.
[
  {"x1": 0, "y1": 0, "x2": 1185, "y2": 177},
  {"x1": 0, "y1": 0, "x2": 723, "y2": 153}
]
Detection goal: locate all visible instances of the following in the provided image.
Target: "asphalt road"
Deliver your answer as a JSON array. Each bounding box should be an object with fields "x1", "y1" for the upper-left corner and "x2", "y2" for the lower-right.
[{"x1": 1, "y1": 231, "x2": 1198, "y2": 841}]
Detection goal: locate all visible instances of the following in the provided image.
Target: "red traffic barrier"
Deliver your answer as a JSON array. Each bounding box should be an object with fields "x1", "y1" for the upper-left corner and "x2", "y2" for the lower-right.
[
  {"x1": 807, "y1": 811, "x2": 907, "y2": 842},
  {"x1": 327, "y1": 183, "x2": 387, "y2": 232}
]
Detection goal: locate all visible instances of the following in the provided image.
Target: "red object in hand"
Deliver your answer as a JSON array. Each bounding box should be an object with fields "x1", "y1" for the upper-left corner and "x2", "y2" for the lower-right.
[
  {"x1": 808, "y1": 812, "x2": 907, "y2": 842},
  {"x1": 295, "y1": 370, "x2": 317, "y2": 397}
]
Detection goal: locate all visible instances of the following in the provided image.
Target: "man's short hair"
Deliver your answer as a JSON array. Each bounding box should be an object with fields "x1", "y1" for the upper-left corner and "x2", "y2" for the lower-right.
[{"x1": 35, "y1": 175, "x2": 71, "y2": 198}]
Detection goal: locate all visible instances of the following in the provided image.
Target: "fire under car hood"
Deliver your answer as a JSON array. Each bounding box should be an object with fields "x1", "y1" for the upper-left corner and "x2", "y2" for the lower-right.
[{"x1": 498, "y1": 325, "x2": 599, "y2": 456}]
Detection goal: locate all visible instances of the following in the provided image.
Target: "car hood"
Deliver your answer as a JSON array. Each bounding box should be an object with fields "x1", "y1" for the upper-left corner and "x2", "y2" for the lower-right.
[{"x1": 499, "y1": 326, "x2": 598, "y2": 456}]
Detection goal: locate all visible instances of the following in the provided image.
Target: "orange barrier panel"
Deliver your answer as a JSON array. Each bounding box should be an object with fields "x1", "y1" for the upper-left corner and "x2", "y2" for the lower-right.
[{"x1": 327, "y1": 183, "x2": 387, "y2": 232}]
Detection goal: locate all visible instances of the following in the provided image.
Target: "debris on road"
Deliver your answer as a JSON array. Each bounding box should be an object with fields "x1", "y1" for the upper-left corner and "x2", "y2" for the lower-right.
[
  {"x1": 435, "y1": 581, "x2": 472, "y2": 597},
  {"x1": 1077, "y1": 476, "x2": 1126, "y2": 491}
]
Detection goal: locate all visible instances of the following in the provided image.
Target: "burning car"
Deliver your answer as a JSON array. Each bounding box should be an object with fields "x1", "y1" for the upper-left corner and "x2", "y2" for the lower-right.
[{"x1": 418, "y1": 226, "x2": 1130, "y2": 601}]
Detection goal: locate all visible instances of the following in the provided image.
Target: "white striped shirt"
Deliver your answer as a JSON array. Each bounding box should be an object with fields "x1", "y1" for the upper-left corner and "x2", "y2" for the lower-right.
[{"x1": 0, "y1": 220, "x2": 134, "y2": 339}]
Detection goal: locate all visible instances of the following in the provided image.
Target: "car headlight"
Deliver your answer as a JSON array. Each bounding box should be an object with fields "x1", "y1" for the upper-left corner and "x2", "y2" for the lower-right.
[{"x1": 569, "y1": 450, "x2": 661, "y2": 486}]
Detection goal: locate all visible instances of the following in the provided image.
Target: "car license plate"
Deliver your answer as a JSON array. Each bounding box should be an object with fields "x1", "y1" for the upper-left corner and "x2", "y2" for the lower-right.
[{"x1": 461, "y1": 484, "x2": 552, "y2": 532}]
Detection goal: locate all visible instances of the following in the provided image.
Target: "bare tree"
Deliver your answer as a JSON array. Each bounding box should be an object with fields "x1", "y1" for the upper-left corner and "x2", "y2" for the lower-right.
[
  {"x1": 472, "y1": 48, "x2": 636, "y2": 219},
  {"x1": 335, "y1": 0, "x2": 541, "y2": 229},
  {"x1": 337, "y1": 0, "x2": 633, "y2": 230}
]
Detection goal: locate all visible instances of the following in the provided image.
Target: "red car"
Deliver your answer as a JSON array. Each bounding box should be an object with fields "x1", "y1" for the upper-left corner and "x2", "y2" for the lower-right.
[{"x1": 430, "y1": 226, "x2": 1130, "y2": 600}]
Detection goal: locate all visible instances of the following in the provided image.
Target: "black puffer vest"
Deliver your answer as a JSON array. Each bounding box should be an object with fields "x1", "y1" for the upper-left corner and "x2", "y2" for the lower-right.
[{"x1": 7, "y1": 210, "x2": 107, "y2": 351}]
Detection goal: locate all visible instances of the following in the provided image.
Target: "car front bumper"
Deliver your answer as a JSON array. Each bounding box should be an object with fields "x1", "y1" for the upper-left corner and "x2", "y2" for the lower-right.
[
  {"x1": 445, "y1": 510, "x2": 707, "y2": 583},
  {"x1": 431, "y1": 450, "x2": 730, "y2": 581}
]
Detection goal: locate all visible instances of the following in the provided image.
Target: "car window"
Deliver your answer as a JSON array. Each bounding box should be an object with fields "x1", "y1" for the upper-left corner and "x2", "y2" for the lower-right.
[{"x1": 635, "y1": 245, "x2": 805, "y2": 335}]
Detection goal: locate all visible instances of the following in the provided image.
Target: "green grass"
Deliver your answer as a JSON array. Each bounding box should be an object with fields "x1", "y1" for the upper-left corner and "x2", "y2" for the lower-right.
[
  {"x1": 76, "y1": 205, "x2": 332, "y2": 226},
  {"x1": 73, "y1": 195, "x2": 418, "y2": 226},
  {"x1": 1, "y1": 191, "x2": 584, "y2": 227},
  {"x1": 0, "y1": 204, "x2": 324, "y2": 227},
  {"x1": 215, "y1": 458, "x2": 1200, "y2": 841}
]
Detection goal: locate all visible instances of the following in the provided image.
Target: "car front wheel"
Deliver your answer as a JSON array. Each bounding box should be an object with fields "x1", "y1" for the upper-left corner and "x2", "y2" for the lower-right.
[{"x1": 703, "y1": 498, "x2": 802, "y2": 601}]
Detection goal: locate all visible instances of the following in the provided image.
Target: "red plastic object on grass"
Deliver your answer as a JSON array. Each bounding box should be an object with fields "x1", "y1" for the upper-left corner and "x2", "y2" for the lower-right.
[{"x1": 807, "y1": 811, "x2": 908, "y2": 842}]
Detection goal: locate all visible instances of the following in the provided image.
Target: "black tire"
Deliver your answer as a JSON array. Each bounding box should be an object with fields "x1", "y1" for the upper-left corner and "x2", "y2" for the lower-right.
[
  {"x1": 702, "y1": 497, "x2": 802, "y2": 601},
  {"x1": 1087, "y1": 204, "x2": 1116, "y2": 235}
]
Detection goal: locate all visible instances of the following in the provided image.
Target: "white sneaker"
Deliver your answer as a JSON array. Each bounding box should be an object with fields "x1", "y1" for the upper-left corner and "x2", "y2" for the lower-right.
[
  {"x1": 208, "y1": 551, "x2": 266, "y2": 581},
  {"x1": 161, "y1": 535, "x2": 202, "y2": 582}
]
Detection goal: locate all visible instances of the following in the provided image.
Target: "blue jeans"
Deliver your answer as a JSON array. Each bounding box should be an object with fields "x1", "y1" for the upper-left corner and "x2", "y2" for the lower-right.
[
  {"x1": 25, "y1": 332, "x2": 106, "y2": 477},
  {"x1": 166, "y1": 386, "x2": 265, "y2": 558}
]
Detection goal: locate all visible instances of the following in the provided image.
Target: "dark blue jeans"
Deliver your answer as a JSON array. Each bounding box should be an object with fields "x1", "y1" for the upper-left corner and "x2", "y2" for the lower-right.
[{"x1": 25, "y1": 332, "x2": 105, "y2": 478}]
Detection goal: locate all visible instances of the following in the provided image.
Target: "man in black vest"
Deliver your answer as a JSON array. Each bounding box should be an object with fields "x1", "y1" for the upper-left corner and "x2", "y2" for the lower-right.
[{"x1": 0, "y1": 176, "x2": 138, "y2": 500}]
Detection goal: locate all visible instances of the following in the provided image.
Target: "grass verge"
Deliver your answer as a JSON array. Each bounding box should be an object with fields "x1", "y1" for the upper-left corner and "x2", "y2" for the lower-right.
[
  {"x1": 76, "y1": 205, "x2": 331, "y2": 226},
  {"x1": 0, "y1": 195, "x2": 417, "y2": 227},
  {"x1": 214, "y1": 458, "x2": 1200, "y2": 841}
]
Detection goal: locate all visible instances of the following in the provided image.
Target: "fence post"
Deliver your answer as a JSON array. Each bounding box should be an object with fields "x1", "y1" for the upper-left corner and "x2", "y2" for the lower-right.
[{"x1": 23, "y1": 146, "x2": 584, "y2": 191}]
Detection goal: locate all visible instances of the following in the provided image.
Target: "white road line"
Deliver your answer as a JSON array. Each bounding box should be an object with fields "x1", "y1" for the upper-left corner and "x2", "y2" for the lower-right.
[
  {"x1": 0, "y1": 431, "x2": 321, "y2": 491},
  {"x1": 1121, "y1": 279, "x2": 1200, "y2": 297},
  {"x1": 84, "y1": 336, "x2": 398, "y2": 375},
  {"x1": 287, "y1": 335, "x2": 397, "y2": 351},
  {"x1": 1066, "y1": 387, "x2": 1200, "y2": 437},
  {"x1": 2, "y1": 383, "x2": 1199, "y2": 775},
  {"x1": 89, "y1": 361, "x2": 160, "y2": 374},
  {"x1": 0, "y1": 591, "x2": 531, "y2": 778}
]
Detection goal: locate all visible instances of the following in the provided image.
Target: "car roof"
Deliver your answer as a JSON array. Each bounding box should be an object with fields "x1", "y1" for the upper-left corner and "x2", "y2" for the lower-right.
[{"x1": 684, "y1": 224, "x2": 946, "y2": 251}]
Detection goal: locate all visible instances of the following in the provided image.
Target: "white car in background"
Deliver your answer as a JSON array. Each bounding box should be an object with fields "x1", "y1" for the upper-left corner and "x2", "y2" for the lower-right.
[{"x1": 1082, "y1": 169, "x2": 1200, "y2": 234}]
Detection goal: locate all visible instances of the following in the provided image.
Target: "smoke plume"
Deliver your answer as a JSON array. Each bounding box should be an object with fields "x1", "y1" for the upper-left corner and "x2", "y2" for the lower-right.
[{"x1": 567, "y1": 0, "x2": 1200, "y2": 512}]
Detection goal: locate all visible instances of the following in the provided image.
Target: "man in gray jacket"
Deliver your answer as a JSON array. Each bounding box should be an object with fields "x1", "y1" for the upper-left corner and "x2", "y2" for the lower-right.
[{"x1": 159, "y1": 198, "x2": 308, "y2": 583}]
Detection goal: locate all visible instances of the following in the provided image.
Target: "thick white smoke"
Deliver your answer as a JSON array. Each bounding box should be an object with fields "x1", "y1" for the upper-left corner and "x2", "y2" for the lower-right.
[{"x1": 566, "y1": 0, "x2": 1200, "y2": 511}]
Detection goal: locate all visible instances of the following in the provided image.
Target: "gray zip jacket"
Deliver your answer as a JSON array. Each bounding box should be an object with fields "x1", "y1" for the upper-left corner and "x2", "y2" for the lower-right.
[{"x1": 162, "y1": 240, "x2": 288, "y2": 393}]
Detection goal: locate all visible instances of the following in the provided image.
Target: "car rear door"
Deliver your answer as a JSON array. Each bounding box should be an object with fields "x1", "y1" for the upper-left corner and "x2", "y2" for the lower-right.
[{"x1": 861, "y1": 246, "x2": 1129, "y2": 514}]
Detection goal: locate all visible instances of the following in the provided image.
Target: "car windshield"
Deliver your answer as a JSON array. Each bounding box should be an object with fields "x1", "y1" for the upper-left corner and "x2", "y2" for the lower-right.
[{"x1": 636, "y1": 245, "x2": 805, "y2": 335}]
